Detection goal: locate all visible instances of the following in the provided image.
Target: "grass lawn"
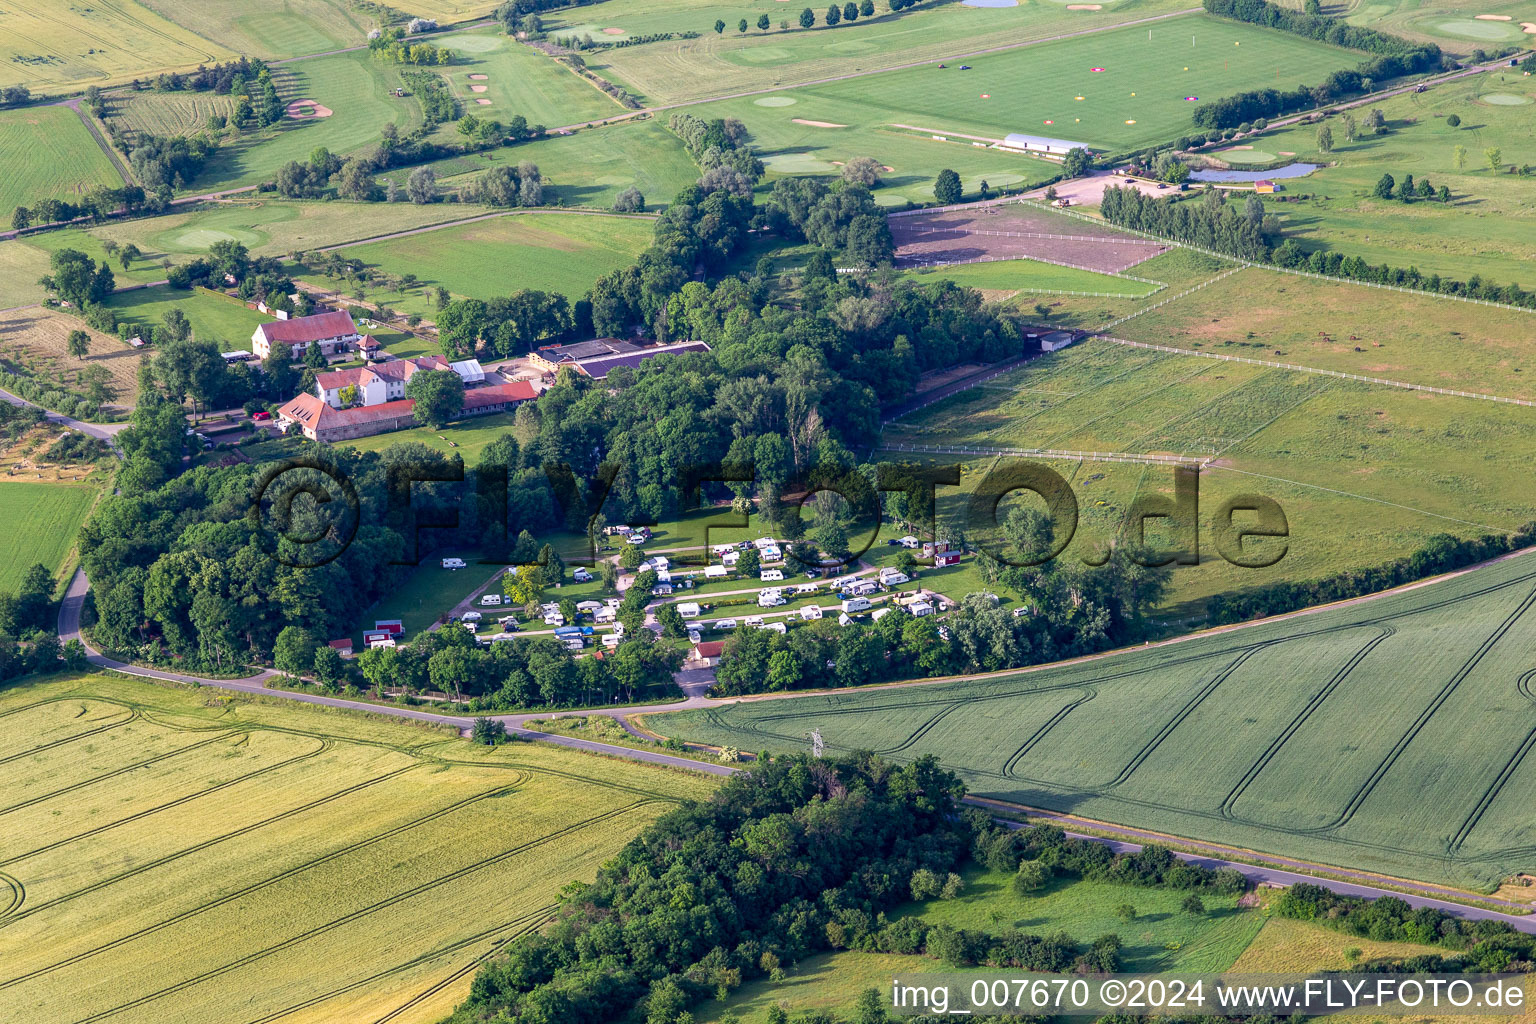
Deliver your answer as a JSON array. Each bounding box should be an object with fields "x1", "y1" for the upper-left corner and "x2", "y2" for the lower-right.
[
  {"x1": 431, "y1": 26, "x2": 621, "y2": 128},
  {"x1": 1229, "y1": 915, "x2": 1445, "y2": 972},
  {"x1": 557, "y1": 0, "x2": 1195, "y2": 106},
  {"x1": 186, "y1": 53, "x2": 423, "y2": 193},
  {"x1": 0, "y1": 481, "x2": 99, "y2": 592},
  {"x1": 0, "y1": 1, "x2": 233, "y2": 92},
  {"x1": 334, "y1": 212, "x2": 655, "y2": 311},
  {"x1": 333, "y1": 411, "x2": 521, "y2": 462},
  {"x1": 1328, "y1": 0, "x2": 1536, "y2": 54},
  {"x1": 793, "y1": 15, "x2": 1367, "y2": 153},
  {"x1": 104, "y1": 285, "x2": 271, "y2": 352},
  {"x1": 1239, "y1": 74, "x2": 1536, "y2": 290},
  {"x1": 660, "y1": 544, "x2": 1536, "y2": 890},
  {"x1": 428, "y1": 117, "x2": 700, "y2": 210},
  {"x1": 350, "y1": 557, "x2": 503, "y2": 639},
  {"x1": 699, "y1": 872, "x2": 1261, "y2": 1023},
  {"x1": 0, "y1": 107, "x2": 121, "y2": 223},
  {"x1": 0, "y1": 672, "x2": 715, "y2": 1024}
]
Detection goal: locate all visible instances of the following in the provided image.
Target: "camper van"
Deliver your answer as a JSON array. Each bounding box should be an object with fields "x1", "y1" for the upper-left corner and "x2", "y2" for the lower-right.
[
  {"x1": 677, "y1": 602, "x2": 702, "y2": 619},
  {"x1": 841, "y1": 597, "x2": 872, "y2": 614},
  {"x1": 563, "y1": 637, "x2": 586, "y2": 652},
  {"x1": 758, "y1": 592, "x2": 786, "y2": 608},
  {"x1": 479, "y1": 593, "x2": 503, "y2": 606},
  {"x1": 442, "y1": 557, "x2": 466, "y2": 569},
  {"x1": 461, "y1": 611, "x2": 482, "y2": 623}
]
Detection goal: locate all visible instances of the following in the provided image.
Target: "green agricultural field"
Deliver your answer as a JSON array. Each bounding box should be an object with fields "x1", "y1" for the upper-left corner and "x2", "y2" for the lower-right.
[
  {"x1": 184, "y1": 53, "x2": 423, "y2": 193},
  {"x1": 431, "y1": 27, "x2": 621, "y2": 128},
  {"x1": 1231, "y1": 74, "x2": 1536, "y2": 290},
  {"x1": 335, "y1": 212, "x2": 655, "y2": 310},
  {"x1": 551, "y1": 0, "x2": 1195, "y2": 106},
  {"x1": 109, "y1": 89, "x2": 239, "y2": 139},
  {"x1": 664, "y1": 543, "x2": 1536, "y2": 889},
  {"x1": 427, "y1": 118, "x2": 700, "y2": 210},
  {"x1": 1113, "y1": 265, "x2": 1536, "y2": 399},
  {"x1": 904, "y1": 258, "x2": 1164, "y2": 298},
  {"x1": 104, "y1": 285, "x2": 271, "y2": 351},
  {"x1": 0, "y1": 107, "x2": 121, "y2": 223},
  {"x1": 134, "y1": 0, "x2": 375, "y2": 60},
  {"x1": 0, "y1": 0, "x2": 234, "y2": 92},
  {"x1": 792, "y1": 15, "x2": 1366, "y2": 152},
  {"x1": 0, "y1": 673, "x2": 715, "y2": 1024},
  {"x1": 0, "y1": 482, "x2": 98, "y2": 592},
  {"x1": 876, "y1": 332, "x2": 1536, "y2": 612}
]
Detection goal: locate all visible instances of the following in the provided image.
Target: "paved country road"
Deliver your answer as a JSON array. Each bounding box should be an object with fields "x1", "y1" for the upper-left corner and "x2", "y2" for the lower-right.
[{"x1": 53, "y1": 550, "x2": 1536, "y2": 932}]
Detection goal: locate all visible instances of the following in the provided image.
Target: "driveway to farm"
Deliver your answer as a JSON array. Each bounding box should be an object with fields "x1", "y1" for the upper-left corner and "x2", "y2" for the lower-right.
[
  {"x1": 1026, "y1": 170, "x2": 1182, "y2": 206},
  {"x1": 55, "y1": 542, "x2": 1536, "y2": 926}
]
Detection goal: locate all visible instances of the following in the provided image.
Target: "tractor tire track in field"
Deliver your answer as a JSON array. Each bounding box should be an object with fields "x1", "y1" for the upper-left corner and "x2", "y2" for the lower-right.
[
  {"x1": 1448, "y1": 668, "x2": 1536, "y2": 853},
  {"x1": 0, "y1": 709, "x2": 136, "y2": 767},
  {"x1": 0, "y1": 731, "x2": 236, "y2": 817},
  {"x1": 1301, "y1": 584, "x2": 1536, "y2": 836},
  {"x1": 1218, "y1": 628, "x2": 1395, "y2": 823},
  {"x1": 1002, "y1": 686, "x2": 1098, "y2": 779},
  {"x1": 0, "y1": 775, "x2": 533, "y2": 988},
  {"x1": 66, "y1": 801, "x2": 662, "y2": 1024},
  {"x1": 1105, "y1": 644, "x2": 1274, "y2": 790},
  {"x1": 0, "y1": 737, "x2": 331, "y2": 868},
  {"x1": 0, "y1": 871, "x2": 23, "y2": 920},
  {"x1": 246, "y1": 905, "x2": 556, "y2": 1024}
]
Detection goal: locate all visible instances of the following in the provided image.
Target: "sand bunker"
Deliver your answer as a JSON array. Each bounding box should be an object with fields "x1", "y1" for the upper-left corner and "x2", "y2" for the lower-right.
[
  {"x1": 285, "y1": 99, "x2": 333, "y2": 118},
  {"x1": 1524, "y1": 21, "x2": 1536, "y2": 32},
  {"x1": 792, "y1": 118, "x2": 848, "y2": 127},
  {"x1": 1067, "y1": 4, "x2": 1103, "y2": 9},
  {"x1": 470, "y1": 85, "x2": 488, "y2": 93},
  {"x1": 602, "y1": 26, "x2": 624, "y2": 34},
  {"x1": 1224, "y1": 145, "x2": 1254, "y2": 151},
  {"x1": 476, "y1": 98, "x2": 493, "y2": 105},
  {"x1": 468, "y1": 73, "x2": 489, "y2": 80},
  {"x1": 1279, "y1": 150, "x2": 1296, "y2": 156},
  {"x1": 883, "y1": 165, "x2": 895, "y2": 172},
  {"x1": 1475, "y1": 13, "x2": 1512, "y2": 20}
]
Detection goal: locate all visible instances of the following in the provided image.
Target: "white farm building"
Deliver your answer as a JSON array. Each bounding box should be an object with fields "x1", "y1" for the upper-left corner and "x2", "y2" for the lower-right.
[{"x1": 1001, "y1": 133, "x2": 1090, "y2": 157}]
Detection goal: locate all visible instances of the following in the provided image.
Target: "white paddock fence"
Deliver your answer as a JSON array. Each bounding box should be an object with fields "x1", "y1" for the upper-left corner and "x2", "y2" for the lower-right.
[{"x1": 881, "y1": 441, "x2": 1204, "y2": 468}]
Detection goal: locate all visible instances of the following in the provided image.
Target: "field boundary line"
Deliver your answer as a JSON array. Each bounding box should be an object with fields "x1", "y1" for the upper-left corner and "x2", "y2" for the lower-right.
[
  {"x1": 1016, "y1": 199, "x2": 1536, "y2": 317},
  {"x1": 1100, "y1": 337, "x2": 1536, "y2": 408},
  {"x1": 880, "y1": 441, "x2": 1197, "y2": 467}
]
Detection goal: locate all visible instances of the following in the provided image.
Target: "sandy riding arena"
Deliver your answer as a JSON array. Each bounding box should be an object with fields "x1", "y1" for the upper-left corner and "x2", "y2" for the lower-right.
[
  {"x1": 285, "y1": 99, "x2": 333, "y2": 118},
  {"x1": 891, "y1": 205, "x2": 1168, "y2": 273}
]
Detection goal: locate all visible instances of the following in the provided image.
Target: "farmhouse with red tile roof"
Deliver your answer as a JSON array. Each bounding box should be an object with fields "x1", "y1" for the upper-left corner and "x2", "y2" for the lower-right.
[{"x1": 251, "y1": 310, "x2": 362, "y2": 360}]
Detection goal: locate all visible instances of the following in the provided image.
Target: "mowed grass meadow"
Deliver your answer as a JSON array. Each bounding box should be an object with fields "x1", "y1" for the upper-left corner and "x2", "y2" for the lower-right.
[
  {"x1": 430, "y1": 27, "x2": 621, "y2": 128},
  {"x1": 134, "y1": 0, "x2": 377, "y2": 61},
  {"x1": 664, "y1": 545, "x2": 1536, "y2": 889},
  {"x1": 0, "y1": 674, "x2": 716, "y2": 1024},
  {"x1": 553, "y1": 0, "x2": 1197, "y2": 105},
  {"x1": 0, "y1": 107, "x2": 121, "y2": 223},
  {"x1": 338, "y1": 212, "x2": 656, "y2": 310},
  {"x1": 0, "y1": 482, "x2": 98, "y2": 591},
  {"x1": 795, "y1": 15, "x2": 1367, "y2": 152}
]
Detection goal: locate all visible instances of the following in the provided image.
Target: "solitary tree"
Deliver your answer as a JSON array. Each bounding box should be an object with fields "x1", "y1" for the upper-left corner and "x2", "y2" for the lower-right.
[
  {"x1": 1446, "y1": 113, "x2": 1460, "y2": 128},
  {"x1": 825, "y1": 3, "x2": 841, "y2": 24},
  {"x1": 404, "y1": 368, "x2": 464, "y2": 427},
  {"x1": 933, "y1": 167, "x2": 962, "y2": 204},
  {"x1": 1452, "y1": 144, "x2": 1467, "y2": 170},
  {"x1": 1340, "y1": 112, "x2": 1356, "y2": 141},
  {"x1": 799, "y1": 7, "x2": 816, "y2": 27},
  {"x1": 861, "y1": 0, "x2": 874, "y2": 13},
  {"x1": 1061, "y1": 147, "x2": 1093, "y2": 177},
  {"x1": 738, "y1": 17, "x2": 748, "y2": 31},
  {"x1": 66, "y1": 329, "x2": 91, "y2": 361},
  {"x1": 1372, "y1": 172, "x2": 1395, "y2": 199},
  {"x1": 406, "y1": 166, "x2": 438, "y2": 204},
  {"x1": 841, "y1": 156, "x2": 882, "y2": 186},
  {"x1": 613, "y1": 185, "x2": 645, "y2": 213},
  {"x1": 1181, "y1": 894, "x2": 1206, "y2": 916},
  {"x1": 714, "y1": 17, "x2": 725, "y2": 32},
  {"x1": 1315, "y1": 124, "x2": 1333, "y2": 153},
  {"x1": 844, "y1": 1, "x2": 858, "y2": 20},
  {"x1": 472, "y1": 718, "x2": 508, "y2": 744},
  {"x1": 1484, "y1": 146, "x2": 1502, "y2": 172},
  {"x1": 757, "y1": 13, "x2": 771, "y2": 30}
]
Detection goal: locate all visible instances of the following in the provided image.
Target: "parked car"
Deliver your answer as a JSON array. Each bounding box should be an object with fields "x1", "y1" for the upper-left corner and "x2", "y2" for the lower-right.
[
  {"x1": 573, "y1": 568, "x2": 593, "y2": 583},
  {"x1": 251, "y1": 411, "x2": 272, "y2": 422}
]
